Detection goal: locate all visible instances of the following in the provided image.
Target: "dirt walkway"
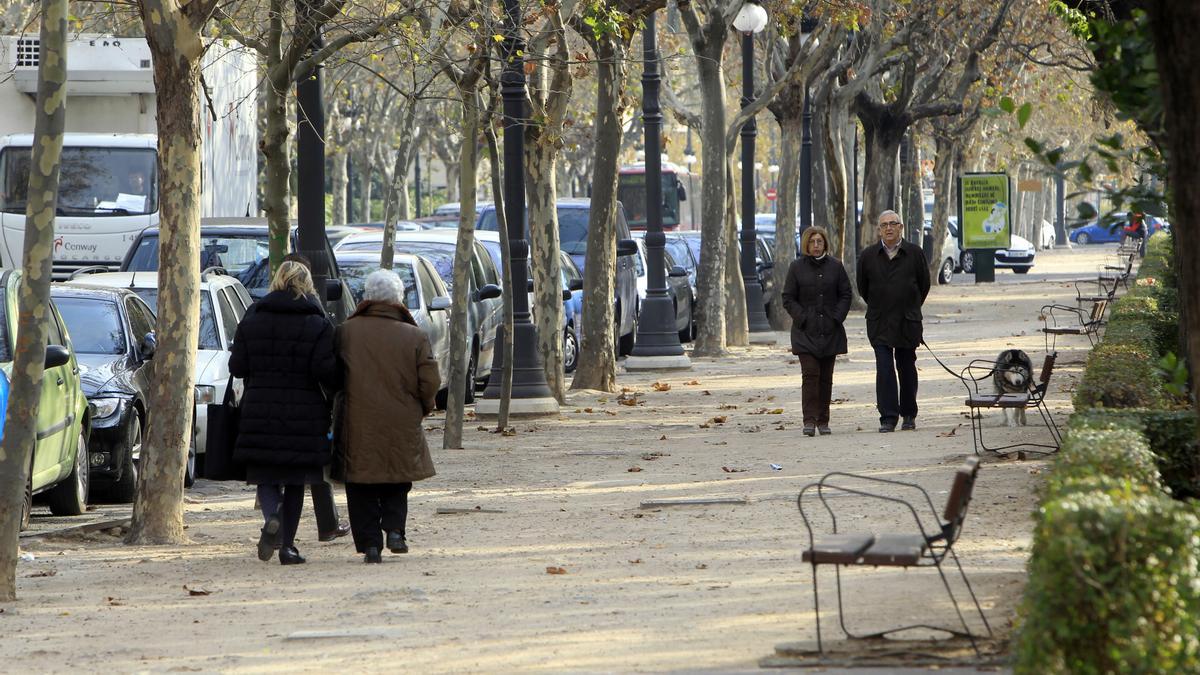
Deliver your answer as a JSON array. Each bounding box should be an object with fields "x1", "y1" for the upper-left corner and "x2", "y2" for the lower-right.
[{"x1": 5, "y1": 247, "x2": 1118, "y2": 672}]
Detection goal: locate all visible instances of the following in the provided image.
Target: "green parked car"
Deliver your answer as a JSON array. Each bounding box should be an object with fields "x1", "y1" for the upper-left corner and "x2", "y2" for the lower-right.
[{"x1": 0, "y1": 270, "x2": 92, "y2": 530}]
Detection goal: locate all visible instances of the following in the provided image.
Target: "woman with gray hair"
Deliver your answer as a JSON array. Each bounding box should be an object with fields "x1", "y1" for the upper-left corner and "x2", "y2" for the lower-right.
[
  {"x1": 230, "y1": 260, "x2": 339, "y2": 565},
  {"x1": 336, "y1": 269, "x2": 441, "y2": 563}
]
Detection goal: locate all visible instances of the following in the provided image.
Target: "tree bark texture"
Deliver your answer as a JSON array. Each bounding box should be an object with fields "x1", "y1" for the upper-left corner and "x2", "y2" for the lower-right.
[
  {"x1": 769, "y1": 114, "x2": 801, "y2": 332},
  {"x1": 902, "y1": 135, "x2": 923, "y2": 244},
  {"x1": 927, "y1": 135, "x2": 960, "y2": 281},
  {"x1": 485, "y1": 123, "x2": 513, "y2": 429},
  {"x1": 378, "y1": 102, "x2": 418, "y2": 271},
  {"x1": 0, "y1": 0, "x2": 67, "y2": 601},
  {"x1": 1146, "y1": 1, "x2": 1200, "y2": 430},
  {"x1": 442, "y1": 89, "x2": 481, "y2": 450},
  {"x1": 856, "y1": 108, "x2": 904, "y2": 250},
  {"x1": 261, "y1": 0, "x2": 290, "y2": 274},
  {"x1": 690, "y1": 35, "x2": 729, "y2": 357},
  {"x1": 330, "y1": 148, "x2": 347, "y2": 226},
  {"x1": 127, "y1": 0, "x2": 212, "y2": 545},
  {"x1": 571, "y1": 36, "x2": 623, "y2": 393},
  {"x1": 723, "y1": 165, "x2": 747, "y2": 346}
]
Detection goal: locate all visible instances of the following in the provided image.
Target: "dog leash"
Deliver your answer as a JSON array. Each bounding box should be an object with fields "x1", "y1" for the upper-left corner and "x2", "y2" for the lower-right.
[{"x1": 920, "y1": 340, "x2": 963, "y2": 379}]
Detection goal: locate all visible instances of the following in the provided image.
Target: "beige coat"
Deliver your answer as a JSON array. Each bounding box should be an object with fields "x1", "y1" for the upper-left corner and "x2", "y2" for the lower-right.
[{"x1": 336, "y1": 301, "x2": 440, "y2": 484}]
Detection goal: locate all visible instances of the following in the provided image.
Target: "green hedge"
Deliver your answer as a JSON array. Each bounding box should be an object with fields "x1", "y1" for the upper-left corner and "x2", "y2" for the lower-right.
[
  {"x1": 1071, "y1": 410, "x2": 1200, "y2": 499},
  {"x1": 1043, "y1": 425, "x2": 1162, "y2": 499},
  {"x1": 1073, "y1": 342, "x2": 1166, "y2": 410},
  {"x1": 1015, "y1": 489, "x2": 1200, "y2": 674}
]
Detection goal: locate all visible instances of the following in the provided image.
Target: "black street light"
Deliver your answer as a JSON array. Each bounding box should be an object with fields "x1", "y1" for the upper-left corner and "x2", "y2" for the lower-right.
[
  {"x1": 735, "y1": 1, "x2": 773, "y2": 338},
  {"x1": 476, "y1": 0, "x2": 558, "y2": 415},
  {"x1": 627, "y1": 10, "x2": 691, "y2": 371},
  {"x1": 799, "y1": 92, "x2": 813, "y2": 234},
  {"x1": 295, "y1": 19, "x2": 329, "y2": 303}
]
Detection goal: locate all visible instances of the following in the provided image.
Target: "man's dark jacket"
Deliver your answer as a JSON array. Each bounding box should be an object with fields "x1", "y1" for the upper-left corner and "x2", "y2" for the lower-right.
[{"x1": 856, "y1": 240, "x2": 931, "y2": 349}]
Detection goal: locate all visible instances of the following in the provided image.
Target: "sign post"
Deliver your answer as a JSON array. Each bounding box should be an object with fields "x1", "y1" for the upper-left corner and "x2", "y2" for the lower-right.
[{"x1": 958, "y1": 172, "x2": 1011, "y2": 283}]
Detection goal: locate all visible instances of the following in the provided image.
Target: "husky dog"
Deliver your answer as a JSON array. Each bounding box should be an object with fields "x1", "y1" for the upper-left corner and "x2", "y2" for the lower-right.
[{"x1": 993, "y1": 349, "x2": 1034, "y2": 426}]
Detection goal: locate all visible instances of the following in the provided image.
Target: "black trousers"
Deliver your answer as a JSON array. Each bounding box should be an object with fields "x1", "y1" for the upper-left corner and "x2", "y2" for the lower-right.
[
  {"x1": 796, "y1": 353, "x2": 836, "y2": 426},
  {"x1": 257, "y1": 483, "x2": 305, "y2": 549},
  {"x1": 345, "y1": 482, "x2": 412, "y2": 553},
  {"x1": 873, "y1": 344, "x2": 918, "y2": 424},
  {"x1": 259, "y1": 481, "x2": 340, "y2": 535}
]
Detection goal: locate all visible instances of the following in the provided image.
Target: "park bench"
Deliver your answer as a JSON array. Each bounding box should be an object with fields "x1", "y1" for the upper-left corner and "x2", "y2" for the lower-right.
[
  {"x1": 956, "y1": 352, "x2": 1062, "y2": 458},
  {"x1": 1074, "y1": 273, "x2": 1120, "y2": 307},
  {"x1": 1100, "y1": 251, "x2": 1136, "y2": 290},
  {"x1": 1040, "y1": 299, "x2": 1108, "y2": 352},
  {"x1": 798, "y1": 457, "x2": 992, "y2": 657}
]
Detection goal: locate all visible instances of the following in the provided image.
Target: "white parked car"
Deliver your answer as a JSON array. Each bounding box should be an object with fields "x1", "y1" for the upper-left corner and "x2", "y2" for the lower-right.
[
  {"x1": 931, "y1": 217, "x2": 1036, "y2": 284},
  {"x1": 70, "y1": 270, "x2": 251, "y2": 483}
]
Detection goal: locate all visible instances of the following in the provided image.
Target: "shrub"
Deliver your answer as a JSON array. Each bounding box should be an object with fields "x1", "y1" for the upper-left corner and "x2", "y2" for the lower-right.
[
  {"x1": 1014, "y1": 490, "x2": 1200, "y2": 674},
  {"x1": 1074, "y1": 343, "x2": 1166, "y2": 409},
  {"x1": 1044, "y1": 425, "x2": 1162, "y2": 500},
  {"x1": 1070, "y1": 409, "x2": 1200, "y2": 500}
]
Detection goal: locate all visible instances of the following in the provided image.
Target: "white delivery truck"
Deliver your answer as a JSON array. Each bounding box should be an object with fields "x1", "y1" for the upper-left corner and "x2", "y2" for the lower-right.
[{"x1": 0, "y1": 35, "x2": 257, "y2": 278}]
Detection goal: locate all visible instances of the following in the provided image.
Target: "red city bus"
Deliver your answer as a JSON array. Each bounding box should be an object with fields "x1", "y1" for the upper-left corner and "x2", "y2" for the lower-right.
[{"x1": 617, "y1": 161, "x2": 699, "y2": 231}]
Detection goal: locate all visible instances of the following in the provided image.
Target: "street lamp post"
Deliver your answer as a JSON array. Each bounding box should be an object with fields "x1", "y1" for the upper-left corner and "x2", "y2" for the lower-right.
[
  {"x1": 627, "y1": 10, "x2": 691, "y2": 371},
  {"x1": 295, "y1": 15, "x2": 329, "y2": 303},
  {"x1": 735, "y1": 1, "x2": 773, "y2": 340},
  {"x1": 799, "y1": 92, "x2": 813, "y2": 234},
  {"x1": 476, "y1": 0, "x2": 558, "y2": 416}
]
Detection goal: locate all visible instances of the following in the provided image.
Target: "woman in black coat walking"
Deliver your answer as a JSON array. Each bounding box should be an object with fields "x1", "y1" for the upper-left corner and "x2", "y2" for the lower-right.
[
  {"x1": 781, "y1": 226, "x2": 853, "y2": 437},
  {"x1": 230, "y1": 261, "x2": 339, "y2": 565}
]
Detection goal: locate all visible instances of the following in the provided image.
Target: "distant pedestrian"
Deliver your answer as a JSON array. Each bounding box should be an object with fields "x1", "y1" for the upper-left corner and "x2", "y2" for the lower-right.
[
  {"x1": 230, "y1": 260, "x2": 339, "y2": 566},
  {"x1": 1124, "y1": 211, "x2": 1147, "y2": 257},
  {"x1": 781, "y1": 226, "x2": 852, "y2": 436},
  {"x1": 856, "y1": 210, "x2": 931, "y2": 433},
  {"x1": 336, "y1": 270, "x2": 440, "y2": 564}
]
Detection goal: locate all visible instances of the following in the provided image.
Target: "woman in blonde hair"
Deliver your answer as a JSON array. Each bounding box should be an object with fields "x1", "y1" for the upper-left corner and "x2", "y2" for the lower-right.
[
  {"x1": 230, "y1": 260, "x2": 339, "y2": 565},
  {"x1": 781, "y1": 227, "x2": 852, "y2": 437}
]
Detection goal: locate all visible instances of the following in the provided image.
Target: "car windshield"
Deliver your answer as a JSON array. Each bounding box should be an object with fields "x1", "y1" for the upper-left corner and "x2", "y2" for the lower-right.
[
  {"x1": 681, "y1": 235, "x2": 702, "y2": 264},
  {"x1": 0, "y1": 146, "x2": 157, "y2": 216},
  {"x1": 559, "y1": 209, "x2": 591, "y2": 256},
  {"x1": 337, "y1": 260, "x2": 419, "y2": 308},
  {"x1": 126, "y1": 233, "x2": 274, "y2": 292},
  {"x1": 340, "y1": 241, "x2": 462, "y2": 291},
  {"x1": 54, "y1": 297, "x2": 126, "y2": 355},
  {"x1": 130, "y1": 288, "x2": 221, "y2": 350}
]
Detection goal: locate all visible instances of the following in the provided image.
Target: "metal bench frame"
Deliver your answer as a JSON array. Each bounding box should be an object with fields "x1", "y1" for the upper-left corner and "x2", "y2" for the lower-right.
[
  {"x1": 1040, "y1": 300, "x2": 1107, "y2": 352},
  {"x1": 798, "y1": 458, "x2": 991, "y2": 656},
  {"x1": 953, "y1": 352, "x2": 1062, "y2": 458}
]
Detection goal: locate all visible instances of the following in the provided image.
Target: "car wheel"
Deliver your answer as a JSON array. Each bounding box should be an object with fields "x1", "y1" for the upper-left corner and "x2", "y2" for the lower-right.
[
  {"x1": 184, "y1": 445, "x2": 197, "y2": 488},
  {"x1": 619, "y1": 309, "x2": 637, "y2": 356},
  {"x1": 1014, "y1": 267, "x2": 1031, "y2": 274},
  {"x1": 961, "y1": 251, "x2": 975, "y2": 274},
  {"x1": 20, "y1": 474, "x2": 31, "y2": 531},
  {"x1": 679, "y1": 301, "x2": 696, "y2": 343},
  {"x1": 938, "y1": 258, "x2": 955, "y2": 285},
  {"x1": 47, "y1": 430, "x2": 89, "y2": 516},
  {"x1": 107, "y1": 410, "x2": 141, "y2": 503},
  {"x1": 435, "y1": 387, "x2": 448, "y2": 410},
  {"x1": 1076, "y1": 232, "x2": 1090, "y2": 245},
  {"x1": 464, "y1": 343, "x2": 478, "y2": 405},
  {"x1": 563, "y1": 325, "x2": 579, "y2": 373}
]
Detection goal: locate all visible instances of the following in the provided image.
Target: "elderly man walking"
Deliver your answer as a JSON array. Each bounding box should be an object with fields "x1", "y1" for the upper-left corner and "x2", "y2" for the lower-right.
[{"x1": 856, "y1": 210, "x2": 931, "y2": 433}]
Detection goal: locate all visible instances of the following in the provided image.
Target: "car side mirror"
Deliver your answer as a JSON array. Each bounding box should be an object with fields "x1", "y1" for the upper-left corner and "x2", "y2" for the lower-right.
[
  {"x1": 325, "y1": 279, "x2": 344, "y2": 301},
  {"x1": 139, "y1": 332, "x2": 157, "y2": 360},
  {"x1": 617, "y1": 239, "x2": 638, "y2": 257},
  {"x1": 429, "y1": 296, "x2": 451, "y2": 311},
  {"x1": 668, "y1": 265, "x2": 688, "y2": 278},
  {"x1": 44, "y1": 344, "x2": 70, "y2": 369},
  {"x1": 476, "y1": 283, "x2": 502, "y2": 301},
  {"x1": 561, "y1": 288, "x2": 572, "y2": 301},
  {"x1": 568, "y1": 278, "x2": 583, "y2": 291}
]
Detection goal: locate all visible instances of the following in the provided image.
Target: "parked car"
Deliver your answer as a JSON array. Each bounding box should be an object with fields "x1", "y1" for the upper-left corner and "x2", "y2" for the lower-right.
[
  {"x1": 52, "y1": 283, "x2": 156, "y2": 502},
  {"x1": 334, "y1": 250, "x2": 457, "y2": 402},
  {"x1": 334, "y1": 230, "x2": 502, "y2": 400},
  {"x1": 432, "y1": 201, "x2": 493, "y2": 218},
  {"x1": 1069, "y1": 212, "x2": 1168, "y2": 245},
  {"x1": 932, "y1": 218, "x2": 1037, "y2": 277},
  {"x1": 632, "y1": 238, "x2": 695, "y2": 342},
  {"x1": 475, "y1": 199, "x2": 640, "y2": 356},
  {"x1": 473, "y1": 231, "x2": 585, "y2": 373},
  {"x1": 2, "y1": 270, "x2": 91, "y2": 529},
  {"x1": 76, "y1": 270, "x2": 252, "y2": 485},
  {"x1": 675, "y1": 230, "x2": 775, "y2": 318},
  {"x1": 121, "y1": 220, "x2": 354, "y2": 323}
]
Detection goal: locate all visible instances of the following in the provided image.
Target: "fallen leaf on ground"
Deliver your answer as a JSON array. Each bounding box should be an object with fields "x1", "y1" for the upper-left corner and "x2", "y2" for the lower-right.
[
  {"x1": 500, "y1": 427, "x2": 517, "y2": 436},
  {"x1": 695, "y1": 563, "x2": 708, "y2": 570},
  {"x1": 684, "y1": 380, "x2": 701, "y2": 385},
  {"x1": 604, "y1": 410, "x2": 617, "y2": 416},
  {"x1": 702, "y1": 390, "x2": 712, "y2": 396},
  {"x1": 659, "y1": 434, "x2": 667, "y2": 441},
  {"x1": 597, "y1": 397, "x2": 608, "y2": 403},
  {"x1": 719, "y1": 404, "x2": 738, "y2": 410},
  {"x1": 698, "y1": 423, "x2": 711, "y2": 429},
  {"x1": 583, "y1": 407, "x2": 594, "y2": 413},
  {"x1": 107, "y1": 596, "x2": 124, "y2": 606},
  {"x1": 722, "y1": 466, "x2": 748, "y2": 473},
  {"x1": 711, "y1": 416, "x2": 727, "y2": 424},
  {"x1": 617, "y1": 393, "x2": 642, "y2": 406},
  {"x1": 183, "y1": 585, "x2": 211, "y2": 597},
  {"x1": 546, "y1": 566, "x2": 568, "y2": 575},
  {"x1": 652, "y1": 382, "x2": 671, "y2": 392},
  {"x1": 25, "y1": 569, "x2": 56, "y2": 578},
  {"x1": 627, "y1": 466, "x2": 643, "y2": 472},
  {"x1": 831, "y1": 398, "x2": 850, "y2": 405},
  {"x1": 937, "y1": 424, "x2": 961, "y2": 438},
  {"x1": 641, "y1": 452, "x2": 669, "y2": 460},
  {"x1": 629, "y1": 559, "x2": 643, "y2": 564},
  {"x1": 476, "y1": 426, "x2": 489, "y2": 431}
]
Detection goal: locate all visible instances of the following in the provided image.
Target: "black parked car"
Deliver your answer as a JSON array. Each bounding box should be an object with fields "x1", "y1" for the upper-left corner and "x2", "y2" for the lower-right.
[{"x1": 51, "y1": 284, "x2": 157, "y2": 503}]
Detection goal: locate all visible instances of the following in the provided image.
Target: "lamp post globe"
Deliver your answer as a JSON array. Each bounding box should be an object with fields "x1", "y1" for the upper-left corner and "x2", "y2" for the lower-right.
[{"x1": 737, "y1": 0, "x2": 774, "y2": 341}]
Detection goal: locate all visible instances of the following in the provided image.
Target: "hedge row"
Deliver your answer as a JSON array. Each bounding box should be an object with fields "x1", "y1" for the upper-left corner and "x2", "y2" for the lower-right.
[{"x1": 1016, "y1": 233, "x2": 1200, "y2": 673}]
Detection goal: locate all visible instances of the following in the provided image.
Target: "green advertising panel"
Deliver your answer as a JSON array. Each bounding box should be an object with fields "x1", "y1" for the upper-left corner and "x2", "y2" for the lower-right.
[{"x1": 958, "y1": 173, "x2": 1012, "y2": 250}]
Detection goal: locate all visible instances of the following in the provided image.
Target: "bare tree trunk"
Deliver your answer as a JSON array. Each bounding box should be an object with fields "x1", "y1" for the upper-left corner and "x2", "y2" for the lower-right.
[
  {"x1": 379, "y1": 103, "x2": 419, "y2": 270},
  {"x1": 0, "y1": 0, "x2": 67, "y2": 601},
  {"x1": 770, "y1": 114, "x2": 801, "y2": 331},
  {"x1": 358, "y1": 152, "x2": 373, "y2": 223},
  {"x1": 571, "y1": 35, "x2": 623, "y2": 392},
  {"x1": 330, "y1": 149, "x2": 347, "y2": 226},
  {"x1": 902, "y1": 134, "x2": 923, "y2": 243},
  {"x1": 127, "y1": 0, "x2": 212, "y2": 545},
  {"x1": 442, "y1": 89, "x2": 481, "y2": 450},
  {"x1": 690, "y1": 36, "x2": 729, "y2": 357},
  {"x1": 857, "y1": 116, "x2": 904, "y2": 249},
  {"x1": 724, "y1": 165, "x2": 748, "y2": 346},
  {"x1": 263, "y1": 64, "x2": 292, "y2": 273},
  {"x1": 485, "y1": 122, "x2": 513, "y2": 429},
  {"x1": 926, "y1": 134, "x2": 960, "y2": 280}
]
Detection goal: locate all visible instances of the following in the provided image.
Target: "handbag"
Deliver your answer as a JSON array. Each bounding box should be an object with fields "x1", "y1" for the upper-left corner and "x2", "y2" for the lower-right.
[{"x1": 202, "y1": 380, "x2": 246, "y2": 481}]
